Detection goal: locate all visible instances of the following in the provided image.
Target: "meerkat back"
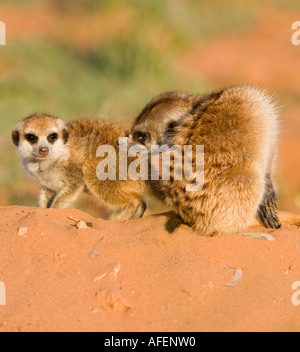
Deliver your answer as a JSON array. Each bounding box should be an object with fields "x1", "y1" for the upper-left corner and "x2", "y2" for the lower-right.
[{"x1": 131, "y1": 85, "x2": 280, "y2": 236}]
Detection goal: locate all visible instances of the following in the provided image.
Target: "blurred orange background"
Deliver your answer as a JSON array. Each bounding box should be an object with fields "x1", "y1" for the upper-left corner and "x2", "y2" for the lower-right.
[{"x1": 0, "y1": 0, "x2": 299, "y2": 216}]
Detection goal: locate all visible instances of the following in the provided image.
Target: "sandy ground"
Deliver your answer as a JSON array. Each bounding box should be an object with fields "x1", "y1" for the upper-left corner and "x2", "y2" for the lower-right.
[{"x1": 0, "y1": 206, "x2": 299, "y2": 332}]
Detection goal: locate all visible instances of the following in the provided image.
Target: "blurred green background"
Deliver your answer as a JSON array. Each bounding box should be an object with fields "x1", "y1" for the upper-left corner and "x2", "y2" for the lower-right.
[{"x1": 0, "y1": 0, "x2": 300, "y2": 217}]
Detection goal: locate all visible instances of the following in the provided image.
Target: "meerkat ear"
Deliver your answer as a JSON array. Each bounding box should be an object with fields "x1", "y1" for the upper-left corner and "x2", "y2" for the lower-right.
[
  {"x1": 12, "y1": 129, "x2": 20, "y2": 146},
  {"x1": 62, "y1": 128, "x2": 69, "y2": 144}
]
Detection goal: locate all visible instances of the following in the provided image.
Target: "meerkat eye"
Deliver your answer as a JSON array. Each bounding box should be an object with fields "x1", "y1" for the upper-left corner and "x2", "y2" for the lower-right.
[
  {"x1": 25, "y1": 134, "x2": 38, "y2": 144},
  {"x1": 168, "y1": 121, "x2": 178, "y2": 129},
  {"x1": 134, "y1": 131, "x2": 148, "y2": 143},
  {"x1": 48, "y1": 133, "x2": 58, "y2": 143}
]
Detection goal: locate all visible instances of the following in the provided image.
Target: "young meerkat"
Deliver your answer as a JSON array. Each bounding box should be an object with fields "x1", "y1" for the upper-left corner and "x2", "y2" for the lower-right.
[
  {"x1": 12, "y1": 113, "x2": 150, "y2": 220},
  {"x1": 131, "y1": 85, "x2": 280, "y2": 236}
]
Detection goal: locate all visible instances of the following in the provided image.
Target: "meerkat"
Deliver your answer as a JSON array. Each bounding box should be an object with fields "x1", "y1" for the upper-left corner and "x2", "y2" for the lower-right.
[
  {"x1": 12, "y1": 113, "x2": 151, "y2": 220},
  {"x1": 131, "y1": 85, "x2": 281, "y2": 236}
]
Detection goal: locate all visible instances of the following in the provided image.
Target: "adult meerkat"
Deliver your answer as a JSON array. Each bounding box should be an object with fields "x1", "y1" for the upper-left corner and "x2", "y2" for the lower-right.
[
  {"x1": 131, "y1": 85, "x2": 280, "y2": 236},
  {"x1": 12, "y1": 114, "x2": 150, "y2": 220}
]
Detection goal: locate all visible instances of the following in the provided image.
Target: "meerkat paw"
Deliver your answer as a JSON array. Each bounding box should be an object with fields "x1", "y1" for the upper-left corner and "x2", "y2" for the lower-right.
[
  {"x1": 257, "y1": 177, "x2": 281, "y2": 229},
  {"x1": 117, "y1": 201, "x2": 147, "y2": 221},
  {"x1": 165, "y1": 212, "x2": 185, "y2": 233},
  {"x1": 39, "y1": 188, "x2": 57, "y2": 209}
]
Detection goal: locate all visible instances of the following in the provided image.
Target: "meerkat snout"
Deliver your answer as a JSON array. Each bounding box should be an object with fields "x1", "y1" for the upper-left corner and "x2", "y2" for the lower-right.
[{"x1": 39, "y1": 146, "x2": 49, "y2": 157}]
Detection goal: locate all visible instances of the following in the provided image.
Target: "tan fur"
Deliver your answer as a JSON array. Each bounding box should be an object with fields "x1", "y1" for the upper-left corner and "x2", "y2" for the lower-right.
[
  {"x1": 131, "y1": 85, "x2": 280, "y2": 236},
  {"x1": 12, "y1": 114, "x2": 150, "y2": 220}
]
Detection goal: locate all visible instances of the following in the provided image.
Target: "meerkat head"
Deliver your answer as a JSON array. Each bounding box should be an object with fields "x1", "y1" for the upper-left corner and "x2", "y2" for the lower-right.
[
  {"x1": 12, "y1": 113, "x2": 69, "y2": 162},
  {"x1": 130, "y1": 92, "x2": 195, "y2": 151}
]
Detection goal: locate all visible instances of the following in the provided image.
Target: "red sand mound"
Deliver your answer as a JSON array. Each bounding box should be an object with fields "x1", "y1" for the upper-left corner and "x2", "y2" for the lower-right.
[{"x1": 0, "y1": 206, "x2": 300, "y2": 332}]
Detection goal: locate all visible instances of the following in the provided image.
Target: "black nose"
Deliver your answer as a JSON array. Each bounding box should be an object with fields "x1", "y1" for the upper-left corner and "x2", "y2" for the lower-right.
[{"x1": 39, "y1": 147, "x2": 49, "y2": 156}]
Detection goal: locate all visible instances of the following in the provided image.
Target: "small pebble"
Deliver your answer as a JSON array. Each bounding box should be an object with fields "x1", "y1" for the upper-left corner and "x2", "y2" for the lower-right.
[
  {"x1": 224, "y1": 268, "x2": 243, "y2": 287},
  {"x1": 18, "y1": 227, "x2": 28, "y2": 237},
  {"x1": 241, "y1": 233, "x2": 275, "y2": 241},
  {"x1": 91, "y1": 252, "x2": 100, "y2": 258},
  {"x1": 76, "y1": 221, "x2": 89, "y2": 229}
]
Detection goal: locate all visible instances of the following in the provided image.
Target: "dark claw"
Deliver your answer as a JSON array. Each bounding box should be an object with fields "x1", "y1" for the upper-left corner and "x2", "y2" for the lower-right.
[{"x1": 257, "y1": 177, "x2": 281, "y2": 229}]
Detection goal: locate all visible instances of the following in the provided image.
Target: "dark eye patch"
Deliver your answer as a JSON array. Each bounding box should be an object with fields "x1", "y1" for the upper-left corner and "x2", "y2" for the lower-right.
[
  {"x1": 165, "y1": 120, "x2": 179, "y2": 141},
  {"x1": 48, "y1": 133, "x2": 58, "y2": 143},
  {"x1": 168, "y1": 121, "x2": 178, "y2": 130},
  {"x1": 25, "y1": 134, "x2": 38, "y2": 144}
]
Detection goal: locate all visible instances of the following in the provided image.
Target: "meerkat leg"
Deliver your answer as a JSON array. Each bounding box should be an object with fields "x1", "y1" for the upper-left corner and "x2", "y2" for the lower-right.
[
  {"x1": 117, "y1": 200, "x2": 147, "y2": 220},
  {"x1": 50, "y1": 184, "x2": 84, "y2": 209},
  {"x1": 257, "y1": 174, "x2": 281, "y2": 229},
  {"x1": 39, "y1": 187, "x2": 57, "y2": 209}
]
